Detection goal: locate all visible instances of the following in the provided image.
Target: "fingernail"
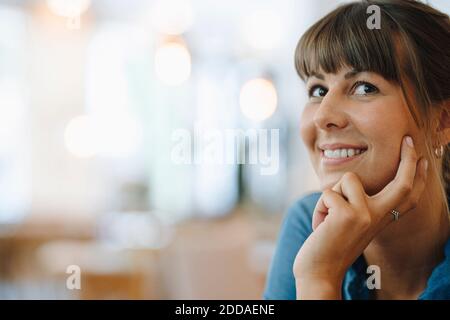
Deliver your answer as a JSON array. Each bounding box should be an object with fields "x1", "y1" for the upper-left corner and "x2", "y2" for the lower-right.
[
  {"x1": 423, "y1": 159, "x2": 428, "y2": 172},
  {"x1": 405, "y1": 136, "x2": 414, "y2": 147}
]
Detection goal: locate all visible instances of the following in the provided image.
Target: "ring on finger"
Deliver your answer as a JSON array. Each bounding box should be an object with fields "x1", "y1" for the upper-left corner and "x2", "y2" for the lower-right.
[{"x1": 391, "y1": 209, "x2": 400, "y2": 221}]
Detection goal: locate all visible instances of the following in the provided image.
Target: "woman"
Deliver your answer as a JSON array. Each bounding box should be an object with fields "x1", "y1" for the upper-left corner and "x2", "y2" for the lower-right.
[{"x1": 264, "y1": 0, "x2": 450, "y2": 300}]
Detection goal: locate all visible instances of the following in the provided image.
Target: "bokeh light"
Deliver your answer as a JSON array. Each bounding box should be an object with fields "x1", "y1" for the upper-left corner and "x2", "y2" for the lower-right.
[
  {"x1": 64, "y1": 114, "x2": 142, "y2": 158},
  {"x1": 64, "y1": 115, "x2": 97, "y2": 158},
  {"x1": 46, "y1": 0, "x2": 91, "y2": 17},
  {"x1": 154, "y1": 41, "x2": 191, "y2": 86},
  {"x1": 239, "y1": 78, "x2": 278, "y2": 122}
]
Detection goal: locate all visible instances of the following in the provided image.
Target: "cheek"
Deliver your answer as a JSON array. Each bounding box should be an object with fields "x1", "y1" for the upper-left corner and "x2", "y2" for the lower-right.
[
  {"x1": 299, "y1": 105, "x2": 316, "y2": 150},
  {"x1": 352, "y1": 101, "x2": 410, "y2": 195}
]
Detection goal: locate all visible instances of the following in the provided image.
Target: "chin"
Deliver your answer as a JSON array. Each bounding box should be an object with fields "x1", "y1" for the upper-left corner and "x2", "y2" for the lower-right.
[
  {"x1": 318, "y1": 172, "x2": 386, "y2": 197},
  {"x1": 318, "y1": 172, "x2": 346, "y2": 190}
]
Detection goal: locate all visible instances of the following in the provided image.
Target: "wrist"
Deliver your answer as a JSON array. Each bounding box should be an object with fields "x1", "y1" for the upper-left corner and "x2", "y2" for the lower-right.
[{"x1": 295, "y1": 276, "x2": 343, "y2": 300}]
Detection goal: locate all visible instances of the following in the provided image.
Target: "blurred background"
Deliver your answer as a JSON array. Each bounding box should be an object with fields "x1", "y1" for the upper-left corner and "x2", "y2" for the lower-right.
[{"x1": 0, "y1": 0, "x2": 448, "y2": 299}]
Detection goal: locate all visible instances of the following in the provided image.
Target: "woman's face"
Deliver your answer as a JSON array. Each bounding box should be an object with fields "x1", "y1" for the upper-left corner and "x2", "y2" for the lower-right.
[{"x1": 300, "y1": 66, "x2": 420, "y2": 196}]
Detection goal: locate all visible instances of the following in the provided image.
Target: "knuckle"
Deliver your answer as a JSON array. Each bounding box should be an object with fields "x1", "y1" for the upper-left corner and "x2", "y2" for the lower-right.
[
  {"x1": 358, "y1": 214, "x2": 372, "y2": 229},
  {"x1": 323, "y1": 189, "x2": 335, "y2": 197},
  {"x1": 409, "y1": 197, "x2": 418, "y2": 210},
  {"x1": 409, "y1": 152, "x2": 418, "y2": 162},
  {"x1": 339, "y1": 206, "x2": 371, "y2": 229},
  {"x1": 340, "y1": 211, "x2": 354, "y2": 224},
  {"x1": 342, "y1": 171, "x2": 358, "y2": 183},
  {"x1": 341, "y1": 208, "x2": 357, "y2": 222},
  {"x1": 398, "y1": 181, "x2": 412, "y2": 195}
]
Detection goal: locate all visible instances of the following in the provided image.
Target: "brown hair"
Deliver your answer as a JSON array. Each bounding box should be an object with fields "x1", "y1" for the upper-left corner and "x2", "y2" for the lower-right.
[{"x1": 295, "y1": 0, "x2": 450, "y2": 213}]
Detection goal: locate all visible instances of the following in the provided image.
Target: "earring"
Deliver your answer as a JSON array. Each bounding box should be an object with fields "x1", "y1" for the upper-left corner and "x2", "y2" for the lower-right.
[{"x1": 434, "y1": 145, "x2": 444, "y2": 158}]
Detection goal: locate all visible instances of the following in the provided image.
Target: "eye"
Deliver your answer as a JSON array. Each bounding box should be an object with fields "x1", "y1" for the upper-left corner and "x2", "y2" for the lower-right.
[
  {"x1": 309, "y1": 85, "x2": 328, "y2": 98},
  {"x1": 352, "y1": 81, "x2": 379, "y2": 96}
]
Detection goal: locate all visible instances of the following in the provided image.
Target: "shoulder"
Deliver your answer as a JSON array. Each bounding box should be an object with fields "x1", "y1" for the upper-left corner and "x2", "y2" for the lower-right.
[
  {"x1": 419, "y1": 236, "x2": 450, "y2": 300},
  {"x1": 263, "y1": 191, "x2": 322, "y2": 300}
]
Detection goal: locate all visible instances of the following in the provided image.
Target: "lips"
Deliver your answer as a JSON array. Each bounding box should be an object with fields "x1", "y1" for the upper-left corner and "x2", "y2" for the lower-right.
[
  {"x1": 318, "y1": 142, "x2": 368, "y2": 165},
  {"x1": 318, "y1": 143, "x2": 368, "y2": 150}
]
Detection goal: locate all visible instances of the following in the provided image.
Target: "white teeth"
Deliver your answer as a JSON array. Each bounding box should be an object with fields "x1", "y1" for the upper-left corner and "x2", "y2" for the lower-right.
[
  {"x1": 323, "y1": 148, "x2": 365, "y2": 159},
  {"x1": 347, "y1": 149, "x2": 355, "y2": 157}
]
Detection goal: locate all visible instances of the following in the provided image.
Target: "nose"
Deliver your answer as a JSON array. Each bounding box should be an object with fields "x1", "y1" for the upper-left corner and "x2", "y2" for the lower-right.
[{"x1": 313, "y1": 90, "x2": 349, "y2": 130}]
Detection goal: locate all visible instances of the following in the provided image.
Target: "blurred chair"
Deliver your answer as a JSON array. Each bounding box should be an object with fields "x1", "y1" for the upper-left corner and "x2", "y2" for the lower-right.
[
  {"x1": 159, "y1": 212, "x2": 266, "y2": 299},
  {"x1": 36, "y1": 240, "x2": 162, "y2": 299}
]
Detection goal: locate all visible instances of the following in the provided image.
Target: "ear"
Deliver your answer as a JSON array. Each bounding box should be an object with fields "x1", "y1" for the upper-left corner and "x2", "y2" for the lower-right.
[{"x1": 437, "y1": 101, "x2": 450, "y2": 145}]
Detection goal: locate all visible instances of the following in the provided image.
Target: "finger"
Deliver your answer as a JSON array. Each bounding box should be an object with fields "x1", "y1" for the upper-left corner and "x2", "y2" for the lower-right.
[
  {"x1": 371, "y1": 135, "x2": 418, "y2": 215},
  {"x1": 331, "y1": 172, "x2": 367, "y2": 211},
  {"x1": 378, "y1": 157, "x2": 428, "y2": 228},
  {"x1": 400, "y1": 157, "x2": 428, "y2": 213},
  {"x1": 312, "y1": 189, "x2": 349, "y2": 231}
]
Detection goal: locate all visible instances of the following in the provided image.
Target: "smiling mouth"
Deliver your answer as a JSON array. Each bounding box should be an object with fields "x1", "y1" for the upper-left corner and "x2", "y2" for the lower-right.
[{"x1": 320, "y1": 147, "x2": 368, "y2": 165}]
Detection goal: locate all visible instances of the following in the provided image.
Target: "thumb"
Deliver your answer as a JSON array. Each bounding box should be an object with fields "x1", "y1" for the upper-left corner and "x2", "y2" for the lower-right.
[
  {"x1": 312, "y1": 208, "x2": 328, "y2": 231},
  {"x1": 312, "y1": 196, "x2": 329, "y2": 231}
]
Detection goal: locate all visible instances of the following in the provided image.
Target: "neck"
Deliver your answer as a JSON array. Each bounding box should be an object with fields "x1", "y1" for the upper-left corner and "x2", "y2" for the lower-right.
[{"x1": 364, "y1": 177, "x2": 450, "y2": 299}]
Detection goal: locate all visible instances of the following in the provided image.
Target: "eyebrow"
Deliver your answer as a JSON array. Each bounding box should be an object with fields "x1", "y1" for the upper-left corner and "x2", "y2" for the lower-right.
[{"x1": 308, "y1": 69, "x2": 361, "y2": 81}]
